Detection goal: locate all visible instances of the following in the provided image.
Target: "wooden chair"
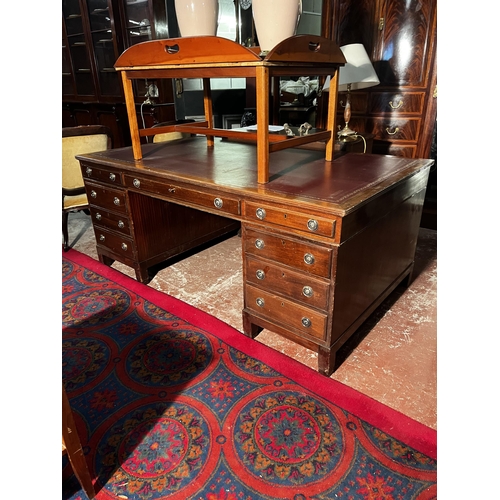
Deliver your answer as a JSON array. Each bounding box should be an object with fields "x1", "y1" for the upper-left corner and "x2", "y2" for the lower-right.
[
  {"x1": 63, "y1": 125, "x2": 112, "y2": 251},
  {"x1": 62, "y1": 385, "x2": 96, "y2": 499}
]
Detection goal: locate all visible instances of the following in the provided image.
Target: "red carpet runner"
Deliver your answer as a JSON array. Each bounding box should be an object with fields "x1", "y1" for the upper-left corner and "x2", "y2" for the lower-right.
[{"x1": 62, "y1": 250, "x2": 436, "y2": 499}]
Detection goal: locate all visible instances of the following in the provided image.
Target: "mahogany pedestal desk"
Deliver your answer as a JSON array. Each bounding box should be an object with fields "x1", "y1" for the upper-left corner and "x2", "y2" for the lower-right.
[{"x1": 77, "y1": 137, "x2": 432, "y2": 375}]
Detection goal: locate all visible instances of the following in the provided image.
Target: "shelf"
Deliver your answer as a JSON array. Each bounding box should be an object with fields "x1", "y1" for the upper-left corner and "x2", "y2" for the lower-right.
[{"x1": 114, "y1": 35, "x2": 346, "y2": 183}]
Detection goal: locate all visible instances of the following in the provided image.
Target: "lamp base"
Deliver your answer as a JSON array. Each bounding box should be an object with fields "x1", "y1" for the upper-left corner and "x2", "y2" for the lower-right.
[{"x1": 337, "y1": 124, "x2": 358, "y2": 142}]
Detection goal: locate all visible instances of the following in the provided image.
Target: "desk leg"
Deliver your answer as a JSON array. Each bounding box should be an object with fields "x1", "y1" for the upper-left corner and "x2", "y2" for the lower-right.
[
  {"x1": 318, "y1": 346, "x2": 336, "y2": 377},
  {"x1": 134, "y1": 265, "x2": 152, "y2": 284},
  {"x1": 98, "y1": 254, "x2": 114, "y2": 267},
  {"x1": 242, "y1": 311, "x2": 263, "y2": 338}
]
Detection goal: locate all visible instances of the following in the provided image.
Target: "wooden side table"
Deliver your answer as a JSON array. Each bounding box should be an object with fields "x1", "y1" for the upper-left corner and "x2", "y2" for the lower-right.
[{"x1": 114, "y1": 35, "x2": 346, "y2": 183}]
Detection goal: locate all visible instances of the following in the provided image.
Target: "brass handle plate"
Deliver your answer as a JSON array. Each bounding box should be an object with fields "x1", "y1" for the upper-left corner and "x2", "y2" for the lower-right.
[{"x1": 385, "y1": 127, "x2": 400, "y2": 136}]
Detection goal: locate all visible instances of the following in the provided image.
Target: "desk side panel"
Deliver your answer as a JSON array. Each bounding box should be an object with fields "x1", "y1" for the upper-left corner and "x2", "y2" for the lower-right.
[{"x1": 329, "y1": 182, "x2": 428, "y2": 347}]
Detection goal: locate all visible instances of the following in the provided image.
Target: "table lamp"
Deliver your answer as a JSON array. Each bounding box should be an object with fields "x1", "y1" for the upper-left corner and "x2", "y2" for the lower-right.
[{"x1": 323, "y1": 43, "x2": 379, "y2": 142}]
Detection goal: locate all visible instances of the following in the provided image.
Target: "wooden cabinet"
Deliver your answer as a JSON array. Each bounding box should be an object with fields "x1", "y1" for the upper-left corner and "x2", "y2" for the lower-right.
[
  {"x1": 62, "y1": 0, "x2": 176, "y2": 147},
  {"x1": 322, "y1": 0, "x2": 437, "y2": 159}
]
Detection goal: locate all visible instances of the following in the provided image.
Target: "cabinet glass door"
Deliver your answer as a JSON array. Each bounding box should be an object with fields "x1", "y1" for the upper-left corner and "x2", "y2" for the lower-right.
[
  {"x1": 62, "y1": 0, "x2": 95, "y2": 97},
  {"x1": 123, "y1": 0, "x2": 154, "y2": 46},
  {"x1": 86, "y1": 0, "x2": 122, "y2": 97}
]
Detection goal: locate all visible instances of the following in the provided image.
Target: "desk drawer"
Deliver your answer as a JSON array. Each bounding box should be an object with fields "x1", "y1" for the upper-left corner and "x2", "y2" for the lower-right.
[
  {"x1": 244, "y1": 202, "x2": 336, "y2": 238},
  {"x1": 81, "y1": 163, "x2": 123, "y2": 186},
  {"x1": 123, "y1": 175, "x2": 240, "y2": 216},
  {"x1": 94, "y1": 226, "x2": 136, "y2": 259},
  {"x1": 245, "y1": 284, "x2": 327, "y2": 341},
  {"x1": 85, "y1": 182, "x2": 128, "y2": 214},
  {"x1": 245, "y1": 256, "x2": 329, "y2": 310},
  {"x1": 243, "y1": 228, "x2": 332, "y2": 279},
  {"x1": 89, "y1": 207, "x2": 131, "y2": 236}
]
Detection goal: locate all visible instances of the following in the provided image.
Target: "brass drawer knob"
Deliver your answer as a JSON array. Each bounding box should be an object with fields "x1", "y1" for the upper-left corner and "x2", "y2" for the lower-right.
[
  {"x1": 118, "y1": 220, "x2": 125, "y2": 229},
  {"x1": 301, "y1": 317, "x2": 312, "y2": 328},
  {"x1": 255, "y1": 239, "x2": 265, "y2": 250},
  {"x1": 99, "y1": 234, "x2": 105, "y2": 242},
  {"x1": 121, "y1": 242, "x2": 128, "y2": 251},
  {"x1": 307, "y1": 219, "x2": 318, "y2": 231},
  {"x1": 256, "y1": 297, "x2": 265, "y2": 307},
  {"x1": 95, "y1": 213, "x2": 101, "y2": 221},
  {"x1": 385, "y1": 126, "x2": 400, "y2": 136},
  {"x1": 214, "y1": 197, "x2": 223, "y2": 209},
  {"x1": 85, "y1": 167, "x2": 92, "y2": 176},
  {"x1": 90, "y1": 190, "x2": 97, "y2": 198},
  {"x1": 109, "y1": 173, "x2": 116, "y2": 181},
  {"x1": 256, "y1": 269, "x2": 265, "y2": 280},
  {"x1": 256, "y1": 208, "x2": 266, "y2": 220},
  {"x1": 113, "y1": 197, "x2": 120, "y2": 206},
  {"x1": 133, "y1": 178, "x2": 141, "y2": 188},
  {"x1": 304, "y1": 253, "x2": 315, "y2": 265},
  {"x1": 302, "y1": 286, "x2": 313, "y2": 298}
]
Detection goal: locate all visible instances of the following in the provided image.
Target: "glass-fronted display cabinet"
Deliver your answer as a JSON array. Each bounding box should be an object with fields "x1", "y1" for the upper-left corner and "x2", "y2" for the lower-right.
[
  {"x1": 62, "y1": 0, "x2": 122, "y2": 101},
  {"x1": 62, "y1": 0, "x2": 176, "y2": 147},
  {"x1": 62, "y1": 0, "x2": 96, "y2": 99}
]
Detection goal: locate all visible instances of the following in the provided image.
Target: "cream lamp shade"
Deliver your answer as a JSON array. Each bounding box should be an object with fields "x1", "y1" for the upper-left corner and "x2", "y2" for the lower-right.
[{"x1": 322, "y1": 43, "x2": 379, "y2": 91}]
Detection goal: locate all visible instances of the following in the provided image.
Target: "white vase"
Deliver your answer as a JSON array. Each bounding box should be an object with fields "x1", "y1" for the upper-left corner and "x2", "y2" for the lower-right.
[
  {"x1": 174, "y1": 0, "x2": 219, "y2": 37},
  {"x1": 252, "y1": 0, "x2": 302, "y2": 54}
]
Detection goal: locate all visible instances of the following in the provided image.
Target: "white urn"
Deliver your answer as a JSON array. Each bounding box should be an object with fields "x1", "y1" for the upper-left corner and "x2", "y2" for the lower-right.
[
  {"x1": 174, "y1": 0, "x2": 219, "y2": 37},
  {"x1": 252, "y1": 0, "x2": 302, "y2": 54}
]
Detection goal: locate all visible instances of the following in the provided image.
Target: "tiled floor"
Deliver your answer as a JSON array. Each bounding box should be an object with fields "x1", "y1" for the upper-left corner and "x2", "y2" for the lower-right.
[{"x1": 65, "y1": 211, "x2": 437, "y2": 430}]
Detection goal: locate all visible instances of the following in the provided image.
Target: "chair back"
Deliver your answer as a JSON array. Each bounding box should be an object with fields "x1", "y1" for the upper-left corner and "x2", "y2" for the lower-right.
[{"x1": 63, "y1": 126, "x2": 112, "y2": 189}]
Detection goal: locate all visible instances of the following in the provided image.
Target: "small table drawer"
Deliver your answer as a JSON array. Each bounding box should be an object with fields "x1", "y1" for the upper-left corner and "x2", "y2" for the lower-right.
[
  {"x1": 243, "y1": 227, "x2": 332, "y2": 279},
  {"x1": 94, "y1": 226, "x2": 136, "y2": 259},
  {"x1": 244, "y1": 201, "x2": 336, "y2": 238},
  {"x1": 245, "y1": 284, "x2": 327, "y2": 341},
  {"x1": 85, "y1": 182, "x2": 128, "y2": 214},
  {"x1": 89, "y1": 207, "x2": 131, "y2": 236},
  {"x1": 81, "y1": 163, "x2": 123, "y2": 186},
  {"x1": 124, "y1": 175, "x2": 241, "y2": 216},
  {"x1": 245, "y1": 256, "x2": 330, "y2": 310}
]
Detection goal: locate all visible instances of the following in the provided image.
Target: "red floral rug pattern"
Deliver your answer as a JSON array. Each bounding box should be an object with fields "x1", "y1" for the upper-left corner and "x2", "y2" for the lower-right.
[{"x1": 62, "y1": 250, "x2": 436, "y2": 500}]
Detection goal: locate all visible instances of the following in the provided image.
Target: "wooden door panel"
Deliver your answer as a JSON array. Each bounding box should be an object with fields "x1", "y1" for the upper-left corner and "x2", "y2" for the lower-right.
[{"x1": 374, "y1": 0, "x2": 436, "y2": 87}]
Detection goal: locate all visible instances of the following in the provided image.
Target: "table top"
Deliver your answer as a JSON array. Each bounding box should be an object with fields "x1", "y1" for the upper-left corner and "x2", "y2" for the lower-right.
[{"x1": 78, "y1": 137, "x2": 434, "y2": 216}]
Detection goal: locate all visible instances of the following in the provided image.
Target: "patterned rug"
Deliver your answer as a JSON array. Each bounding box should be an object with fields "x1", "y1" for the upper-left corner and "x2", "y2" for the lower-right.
[{"x1": 62, "y1": 250, "x2": 437, "y2": 500}]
